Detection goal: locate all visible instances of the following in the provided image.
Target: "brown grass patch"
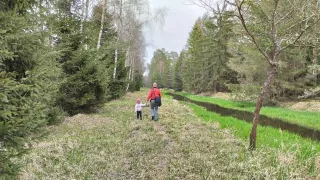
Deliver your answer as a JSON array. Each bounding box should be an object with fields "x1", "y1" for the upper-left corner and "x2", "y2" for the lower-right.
[
  {"x1": 197, "y1": 92, "x2": 230, "y2": 100},
  {"x1": 64, "y1": 114, "x2": 111, "y2": 130},
  {"x1": 286, "y1": 101, "x2": 320, "y2": 112},
  {"x1": 211, "y1": 92, "x2": 230, "y2": 100}
]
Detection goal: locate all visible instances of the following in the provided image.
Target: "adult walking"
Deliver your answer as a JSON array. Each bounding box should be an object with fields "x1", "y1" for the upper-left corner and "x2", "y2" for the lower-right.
[{"x1": 146, "y1": 83, "x2": 162, "y2": 121}]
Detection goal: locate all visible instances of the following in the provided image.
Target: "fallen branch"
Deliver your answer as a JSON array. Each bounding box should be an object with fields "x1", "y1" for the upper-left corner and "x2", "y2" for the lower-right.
[{"x1": 298, "y1": 87, "x2": 320, "y2": 99}]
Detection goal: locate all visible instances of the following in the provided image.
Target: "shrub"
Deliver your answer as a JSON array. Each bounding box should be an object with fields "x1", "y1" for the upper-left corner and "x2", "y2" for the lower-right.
[
  {"x1": 227, "y1": 84, "x2": 260, "y2": 102},
  {"x1": 57, "y1": 50, "x2": 110, "y2": 115},
  {"x1": 0, "y1": 73, "x2": 49, "y2": 177}
]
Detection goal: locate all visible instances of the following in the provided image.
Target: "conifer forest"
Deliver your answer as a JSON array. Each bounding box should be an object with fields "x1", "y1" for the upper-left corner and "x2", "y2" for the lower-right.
[{"x1": 1, "y1": 0, "x2": 320, "y2": 179}]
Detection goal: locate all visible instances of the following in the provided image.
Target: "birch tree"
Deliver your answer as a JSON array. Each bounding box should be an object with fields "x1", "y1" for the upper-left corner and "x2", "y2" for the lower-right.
[
  {"x1": 108, "y1": 0, "x2": 166, "y2": 89},
  {"x1": 97, "y1": 0, "x2": 107, "y2": 49},
  {"x1": 80, "y1": 0, "x2": 85, "y2": 34}
]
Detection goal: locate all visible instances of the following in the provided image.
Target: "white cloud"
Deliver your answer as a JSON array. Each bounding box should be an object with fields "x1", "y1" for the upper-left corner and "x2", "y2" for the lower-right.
[{"x1": 145, "y1": 0, "x2": 206, "y2": 64}]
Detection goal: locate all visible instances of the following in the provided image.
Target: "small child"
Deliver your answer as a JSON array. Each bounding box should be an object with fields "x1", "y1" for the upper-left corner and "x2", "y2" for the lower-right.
[{"x1": 135, "y1": 99, "x2": 146, "y2": 120}]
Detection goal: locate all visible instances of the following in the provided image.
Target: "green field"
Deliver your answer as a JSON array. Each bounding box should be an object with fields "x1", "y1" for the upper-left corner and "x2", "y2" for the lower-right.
[
  {"x1": 173, "y1": 91, "x2": 320, "y2": 131},
  {"x1": 188, "y1": 103, "x2": 320, "y2": 158},
  {"x1": 166, "y1": 92, "x2": 320, "y2": 176},
  {"x1": 165, "y1": 91, "x2": 320, "y2": 158}
]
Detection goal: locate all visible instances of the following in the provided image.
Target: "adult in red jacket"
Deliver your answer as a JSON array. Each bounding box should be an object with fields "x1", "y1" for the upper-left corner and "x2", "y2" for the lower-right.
[{"x1": 146, "y1": 83, "x2": 162, "y2": 121}]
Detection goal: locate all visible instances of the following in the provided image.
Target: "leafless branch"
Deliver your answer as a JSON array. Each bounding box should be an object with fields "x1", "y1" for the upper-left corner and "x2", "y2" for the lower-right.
[
  {"x1": 185, "y1": 0, "x2": 217, "y2": 14},
  {"x1": 275, "y1": 9, "x2": 294, "y2": 25},
  {"x1": 279, "y1": 17, "x2": 319, "y2": 52},
  {"x1": 270, "y1": 0, "x2": 279, "y2": 62},
  {"x1": 223, "y1": 0, "x2": 235, "y2": 6},
  {"x1": 235, "y1": 0, "x2": 273, "y2": 65}
]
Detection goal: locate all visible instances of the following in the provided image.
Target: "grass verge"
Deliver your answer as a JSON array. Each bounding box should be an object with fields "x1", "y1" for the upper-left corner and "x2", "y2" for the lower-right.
[
  {"x1": 174, "y1": 91, "x2": 320, "y2": 131},
  {"x1": 189, "y1": 104, "x2": 320, "y2": 157}
]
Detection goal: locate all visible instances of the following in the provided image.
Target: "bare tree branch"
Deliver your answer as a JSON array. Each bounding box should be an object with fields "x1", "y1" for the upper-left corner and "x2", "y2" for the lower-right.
[
  {"x1": 225, "y1": 0, "x2": 236, "y2": 6},
  {"x1": 235, "y1": 0, "x2": 273, "y2": 65},
  {"x1": 279, "y1": 18, "x2": 319, "y2": 52},
  {"x1": 185, "y1": 0, "x2": 217, "y2": 14},
  {"x1": 270, "y1": 0, "x2": 279, "y2": 62},
  {"x1": 275, "y1": 9, "x2": 294, "y2": 25}
]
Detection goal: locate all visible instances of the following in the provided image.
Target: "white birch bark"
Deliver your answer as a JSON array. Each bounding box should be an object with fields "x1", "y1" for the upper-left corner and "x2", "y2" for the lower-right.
[
  {"x1": 113, "y1": 49, "x2": 118, "y2": 79},
  {"x1": 80, "y1": 0, "x2": 85, "y2": 34},
  {"x1": 97, "y1": 0, "x2": 107, "y2": 49},
  {"x1": 84, "y1": 0, "x2": 89, "y2": 50}
]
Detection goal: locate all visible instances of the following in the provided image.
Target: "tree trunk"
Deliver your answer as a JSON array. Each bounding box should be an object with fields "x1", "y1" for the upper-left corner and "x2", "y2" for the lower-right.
[
  {"x1": 80, "y1": 0, "x2": 85, "y2": 49},
  {"x1": 313, "y1": 47, "x2": 318, "y2": 83},
  {"x1": 126, "y1": 83, "x2": 130, "y2": 92},
  {"x1": 249, "y1": 65, "x2": 277, "y2": 150},
  {"x1": 97, "y1": 0, "x2": 107, "y2": 49},
  {"x1": 67, "y1": 0, "x2": 72, "y2": 17},
  {"x1": 113, "y1": 49, "x2": 118, "y2": 79},
  {"x1": 84, "y1": 0, "x2": 89, "y2": 50},
  {"x1": 126, "y1": 66, "x2": 132, "y2": 91},
  {"x1": 214, "y1": 80, "x2": 217, "y2": 93},
  {"x1": 80, "y1": 0, "x2": 85, "y2": 34},
  {"x1": 85, "y1": 0, "x2": 89, "y2": 20},
  {"x1": 313, "y1": 0, "x2": 319, "y2": 84}
]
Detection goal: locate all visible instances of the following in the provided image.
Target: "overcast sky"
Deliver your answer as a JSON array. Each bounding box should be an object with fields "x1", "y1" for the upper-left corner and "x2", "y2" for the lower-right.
[{"x1": 145, "y1": 0, "x2": 206, "y2": 63}]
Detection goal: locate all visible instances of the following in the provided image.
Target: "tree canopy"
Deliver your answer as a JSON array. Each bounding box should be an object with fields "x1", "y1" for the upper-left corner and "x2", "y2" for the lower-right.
[{"x1": 0, "y1": 0, "x2": 164, "y2": 177}]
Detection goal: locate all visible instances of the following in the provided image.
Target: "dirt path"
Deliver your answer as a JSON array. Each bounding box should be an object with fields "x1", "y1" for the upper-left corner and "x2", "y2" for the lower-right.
[{"x1": 18, "y1": 90, "x2": 318, "y2": 179}]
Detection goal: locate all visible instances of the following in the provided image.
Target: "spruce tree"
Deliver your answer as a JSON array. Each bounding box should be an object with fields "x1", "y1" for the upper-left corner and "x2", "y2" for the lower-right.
[
  {"x1": 183, "y1": 19, "x2": 207, "y2": 93},
  {"x1": 1, "y1": 1, "x2": 63, "y2": 177},
  {"x1": 173, "y1": 51, "x2": 186, "y2": 91}
]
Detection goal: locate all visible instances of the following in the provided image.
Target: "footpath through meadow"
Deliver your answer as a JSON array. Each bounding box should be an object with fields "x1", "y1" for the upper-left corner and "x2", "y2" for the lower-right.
[{"x1": 18, "y1": 90, "x2": 318, "y2": 179}]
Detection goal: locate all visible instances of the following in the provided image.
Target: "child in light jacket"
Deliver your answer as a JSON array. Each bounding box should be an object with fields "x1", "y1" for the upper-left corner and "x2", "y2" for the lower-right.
[{"x1": 135, "y1": 99, "x2": 146, "y2": 120}]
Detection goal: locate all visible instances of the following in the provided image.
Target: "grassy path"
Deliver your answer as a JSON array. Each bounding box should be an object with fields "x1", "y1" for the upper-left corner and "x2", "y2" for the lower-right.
[{"x1": 18, "y1": 90, "x2": 319, "y2": 179}]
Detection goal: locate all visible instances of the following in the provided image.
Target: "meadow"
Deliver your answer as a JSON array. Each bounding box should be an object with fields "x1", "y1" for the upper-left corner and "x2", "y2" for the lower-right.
[{"x1": 18, "y1": 90, "x2": 320, "y2": 179}]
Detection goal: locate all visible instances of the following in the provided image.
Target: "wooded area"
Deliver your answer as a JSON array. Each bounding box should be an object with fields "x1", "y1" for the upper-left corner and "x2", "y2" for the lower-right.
[
  {"x1": 1, "y1": 0, "x2": 320, "y2": 178},
  {"x1": 147, "y1": 0, "x2": 320, "y2": 149},
  {"x1": 0, "y1": 0, "x2": 165, "y2": 177},
  {"x1": 148, "y1": 0, "x2": 320, "y2": 102}
]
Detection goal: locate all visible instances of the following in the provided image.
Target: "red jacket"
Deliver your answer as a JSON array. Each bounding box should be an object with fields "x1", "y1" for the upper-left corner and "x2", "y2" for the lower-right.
[{"x1": 146, "y1": 88, "x2": 162, "y2": 102}]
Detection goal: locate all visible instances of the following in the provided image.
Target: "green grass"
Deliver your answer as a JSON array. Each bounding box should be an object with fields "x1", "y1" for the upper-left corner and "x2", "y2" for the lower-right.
[
  {"x1": 16, "y1": 90, "x2": 320, "y2": 179},
  {"x1": 174, "y1": 91, "x2": 320, "y2": 131},
  {"x1": 188, "y1": 104, "x2": 320, "y2": 159}
]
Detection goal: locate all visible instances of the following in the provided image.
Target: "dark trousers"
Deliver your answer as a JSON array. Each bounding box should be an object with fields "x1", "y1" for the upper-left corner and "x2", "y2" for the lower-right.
[{"x1": 137, "y1": 111, "x2": 142, "y2": 120}]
